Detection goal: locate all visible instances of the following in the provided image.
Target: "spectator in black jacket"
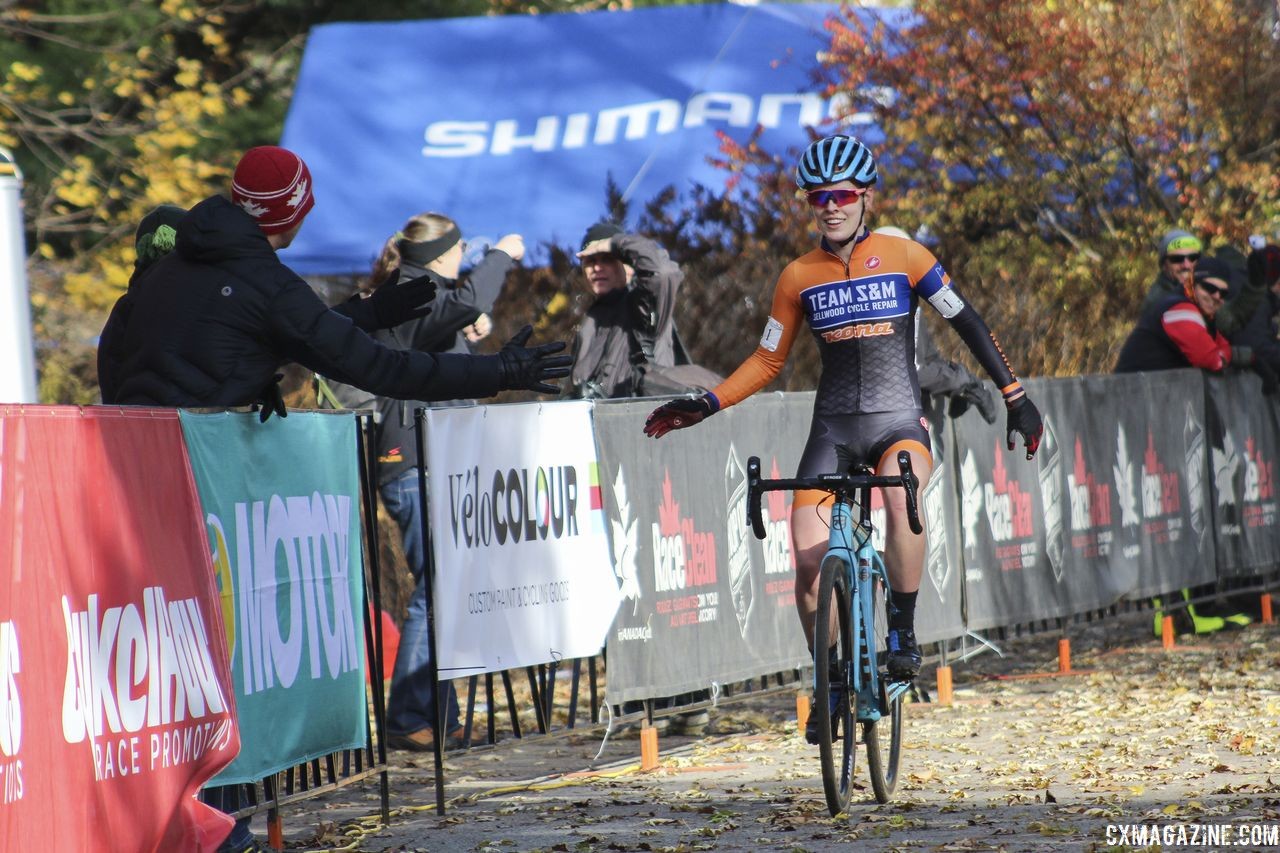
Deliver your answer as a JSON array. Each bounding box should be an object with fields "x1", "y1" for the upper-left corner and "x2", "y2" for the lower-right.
[
  {"x1": 103, "y1": 146, "x2": 568, "y2": 413},
  {"x1": 98, "y1": 203, "x2": 187, "y2": 402},
  {"x1": 99, "y1": 146, "x2": 569, "y2": 853},
  {"x1": 1227, "y1": 244, "x2": 1280, "y2": 381},
  {"x1": 321, "y1": 212, "x2": 527, "y2": 752}
]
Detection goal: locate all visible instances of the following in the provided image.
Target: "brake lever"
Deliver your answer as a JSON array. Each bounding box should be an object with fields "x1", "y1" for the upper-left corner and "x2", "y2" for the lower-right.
[
  {"x1": 897, "y1": 450, "x2": 922, "y2": 535},
  {"x1": 747, "y1": 456, "x2": 767, "y2": 540}
]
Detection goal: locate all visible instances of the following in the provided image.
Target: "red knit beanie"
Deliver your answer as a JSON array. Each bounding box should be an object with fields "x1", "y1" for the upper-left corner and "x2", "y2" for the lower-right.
[{"x1": 231, "y1": 146, "x2": 315, "y2": 235}]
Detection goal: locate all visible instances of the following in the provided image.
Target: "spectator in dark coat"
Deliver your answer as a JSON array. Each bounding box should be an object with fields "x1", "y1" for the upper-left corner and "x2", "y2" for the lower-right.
[
  {"x1": 103, "y1": 146, "x2": 568, "y2": 412},
  {"x1": 97, "y1": 145, "x2": 569, "y2": 853}
]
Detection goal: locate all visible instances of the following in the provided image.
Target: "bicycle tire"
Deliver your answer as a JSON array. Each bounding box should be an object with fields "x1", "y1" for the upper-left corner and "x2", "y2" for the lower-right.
[
  {"x1": 865, "y1": 571, "x2": 903, "y2": 802},
  {"x1": 814, "y1": 553, "x2": 856, "y2": 817}
]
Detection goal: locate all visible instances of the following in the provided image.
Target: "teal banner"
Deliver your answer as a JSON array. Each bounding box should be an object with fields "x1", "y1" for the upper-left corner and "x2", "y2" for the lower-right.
[{"x1": 179, "y1": 411, "x2": 367, "y2": 785}]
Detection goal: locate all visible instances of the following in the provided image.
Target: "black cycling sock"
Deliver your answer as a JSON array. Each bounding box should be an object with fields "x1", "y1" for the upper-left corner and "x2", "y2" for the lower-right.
[{"x1": 889, "y1": 590, "x2": 917, "y2": 631}]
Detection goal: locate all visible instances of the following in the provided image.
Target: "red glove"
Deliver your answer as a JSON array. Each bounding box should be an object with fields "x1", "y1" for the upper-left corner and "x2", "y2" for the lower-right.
[{"x1": 643, "y1": 395, "x2": 716, "y2": 439}]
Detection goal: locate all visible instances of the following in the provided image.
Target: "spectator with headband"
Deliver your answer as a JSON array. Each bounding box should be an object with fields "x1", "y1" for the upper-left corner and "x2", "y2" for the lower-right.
[
  {"x1": 101, "y1": 146, "x2": 568, "y2": 853},
  {"x1": 319, "y1": 213, "x2": 526, "y2": 752}
]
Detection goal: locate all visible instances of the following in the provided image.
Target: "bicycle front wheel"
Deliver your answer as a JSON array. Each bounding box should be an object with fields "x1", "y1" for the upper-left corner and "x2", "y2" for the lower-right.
[
  {"x1": 814, "y1": 553, "x2": 856, "y2": 817},
  {"x1": 865, "y1": 571, "x2": 903, "y2": 803}
]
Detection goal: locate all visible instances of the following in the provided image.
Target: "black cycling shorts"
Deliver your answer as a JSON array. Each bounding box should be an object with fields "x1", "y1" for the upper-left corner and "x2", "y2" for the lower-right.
[{"x1": 794, "y1": 410, "x2": 932, "y2": 508}]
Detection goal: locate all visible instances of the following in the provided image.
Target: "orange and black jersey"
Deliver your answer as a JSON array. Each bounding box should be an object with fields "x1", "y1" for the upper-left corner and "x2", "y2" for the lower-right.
[{"x1": 708, "y1": 232, "x2": 1023, "y2": 416}]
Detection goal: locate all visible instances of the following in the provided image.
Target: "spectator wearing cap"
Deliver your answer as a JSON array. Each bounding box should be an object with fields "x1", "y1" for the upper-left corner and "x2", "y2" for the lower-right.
[
  {"x1": 317, "y1": 212, "x2": 527, "y2": 753},
  {"x1": 1117, "y1": 255, "x2": 1238, "y2": 374},
  {"x1": 567, "y1": 221, "x2": 684, "y2": 400},
  {"x1": 103, "y1": 145, "x2": 568, "y2": 413},
  {"x1": 100, "y1": 150, "x2": 569, "y2": 853},
  {"x1": 1141, "y1": 229, "x2": 1268, "y2": 337}
]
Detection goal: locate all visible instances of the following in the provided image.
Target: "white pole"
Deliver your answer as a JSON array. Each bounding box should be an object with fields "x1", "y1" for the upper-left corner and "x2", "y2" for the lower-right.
[{"x1": 0, "y1": 147, "x2": 38, "y2": 403}]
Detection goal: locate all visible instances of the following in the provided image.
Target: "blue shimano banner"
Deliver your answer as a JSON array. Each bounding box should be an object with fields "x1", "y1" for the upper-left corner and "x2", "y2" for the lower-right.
[{"x1": 279, "y1": 3, "x2": 906, "y2": 274}]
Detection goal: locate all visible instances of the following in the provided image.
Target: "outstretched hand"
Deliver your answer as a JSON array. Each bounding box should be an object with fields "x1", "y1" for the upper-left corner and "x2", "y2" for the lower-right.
[
  {"x1": 367, "y1": 272, "x2": 438, "y2": 328},
  {"x1": 497, "y1": 325, "x2": 572, "y2": 394},
  {"x1": 1005, "y1": 394, "x2": 1043, "y2": 460},
  {"x1": 643, "y1": 396, "x2": 715, "y2": 439}
]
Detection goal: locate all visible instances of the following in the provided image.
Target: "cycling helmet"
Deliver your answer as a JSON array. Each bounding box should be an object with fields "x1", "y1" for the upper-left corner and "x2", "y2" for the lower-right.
[{"x1": 795, "y1": 135, "x2": 878, "y2": 190}]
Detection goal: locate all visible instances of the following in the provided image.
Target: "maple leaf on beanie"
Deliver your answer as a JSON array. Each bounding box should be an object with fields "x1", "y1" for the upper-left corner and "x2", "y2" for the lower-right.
[{"x1": 231, "y1": 146, "x2": 315, "y2": 235}]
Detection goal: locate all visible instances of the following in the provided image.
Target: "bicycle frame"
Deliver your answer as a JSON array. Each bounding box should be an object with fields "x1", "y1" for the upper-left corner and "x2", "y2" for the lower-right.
[
  {"x1": 746, "y1": 448, "x2": 920, "y2": 812},
  {"x1": 825, "y1": 484, "x2": 912, "y2": 723}
]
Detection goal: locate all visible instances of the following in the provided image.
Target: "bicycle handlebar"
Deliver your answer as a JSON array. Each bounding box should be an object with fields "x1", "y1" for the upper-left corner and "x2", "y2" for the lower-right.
[{"x1": 746, "y1": 450, "x2": 922, "y2": 539}]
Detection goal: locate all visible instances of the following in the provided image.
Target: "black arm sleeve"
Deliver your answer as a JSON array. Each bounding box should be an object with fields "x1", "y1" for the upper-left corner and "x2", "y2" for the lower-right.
[
  {"x1": 937, "y1": 286, "x2": 1022, "y2": 397},
  {"x1": 270, "y1": 277, "x2": 502, "y2": 402}
]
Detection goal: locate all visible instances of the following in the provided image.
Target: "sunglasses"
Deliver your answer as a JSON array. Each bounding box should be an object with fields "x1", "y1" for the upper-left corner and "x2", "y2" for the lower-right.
[
  {"x1": 805, "y1": 187, "x2": 870, "y2": 208},
  {"x1": 1166, "y1": 253, "x2": 1200, "y2": 265},
  {"x1": 1196, "y1": 281, "x2": 1228, "y2": 298}
]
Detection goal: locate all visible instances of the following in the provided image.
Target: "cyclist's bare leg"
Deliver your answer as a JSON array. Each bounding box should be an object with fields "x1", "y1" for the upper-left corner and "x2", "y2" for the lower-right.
[
  {"x1": 791, "y1": 501, "x2": 833, "y2": 653},
  {"x1": 875, "y1": 448, "x2": 933, "y2": 599}
]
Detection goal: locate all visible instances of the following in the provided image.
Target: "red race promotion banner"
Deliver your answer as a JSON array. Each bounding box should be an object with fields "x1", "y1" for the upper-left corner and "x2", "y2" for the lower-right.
[{"x1": 0, "y1": 406, "x2": 239, "y2": 852}]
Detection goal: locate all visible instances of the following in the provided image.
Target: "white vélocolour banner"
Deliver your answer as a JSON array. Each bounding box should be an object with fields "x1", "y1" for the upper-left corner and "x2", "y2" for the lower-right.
[{"x1": 426, "y1": 401, "x2": 621, "y2": 675}]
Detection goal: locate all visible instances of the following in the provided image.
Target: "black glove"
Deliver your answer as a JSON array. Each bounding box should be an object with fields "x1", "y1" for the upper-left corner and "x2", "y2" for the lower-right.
[
  {"x1": 364, "y1": 272, "x2": 437, "y2": 329},
  {"x1": 496, "y1": 325, "x2": 571, "y2": 394},
  {"x1": 256, "y1": 373, "x2": 288, "y2": 423},
  {"x1": 1232, "y1": 345, "x2": 1257, "y2": 366},
  {"x1": 948, "y1": 380, "x2": 997, "y2": 424},
  {"x1": 644, "y1": 395, "x2": 716, "y2": 439},
  {"x1": 1254, "y1": 359, "x2": 1280, "y2": 396},
  {"x1": 1005, "y1": 394, "x2": 1043, "y2": 460}
]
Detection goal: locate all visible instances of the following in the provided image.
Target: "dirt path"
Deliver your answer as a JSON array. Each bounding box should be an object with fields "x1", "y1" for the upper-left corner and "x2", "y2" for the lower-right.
[{"x1": 274, "y1": 611, "x2": 1280, "y2": 852}]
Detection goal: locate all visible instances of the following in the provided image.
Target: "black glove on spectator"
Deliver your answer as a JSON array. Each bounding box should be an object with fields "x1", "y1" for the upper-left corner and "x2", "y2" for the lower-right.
[
  {"x1": 366, "y1": 273, "x2": 437, "y2": 329},
  {"x1": 497, "y1": 325, "x2": 571, "y2": 394},
  {"x1": 256, "y1": 373, "x2": 288, "y2": 423},
  {"x1": 949, "y1": 380, "x2": 997, "y2": 424},
  {"x1": 644, "y1": 395, "x2": 716, "y2": 439},
  {"x1": 1005, "y1": 395, "x2": 1043, "y2": 460}
]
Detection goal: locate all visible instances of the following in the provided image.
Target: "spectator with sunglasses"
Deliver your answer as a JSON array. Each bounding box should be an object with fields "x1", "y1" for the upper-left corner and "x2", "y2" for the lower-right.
[
  {"x1": 1140, "y1": 230, "x2": 1267, "y2": 337},
  {"x1": 1116, "y1": 255, "x2": 1238, "y2": 374},
  {"x1": 644, "y1": 135, "x2": 1043, "y2": 745}
]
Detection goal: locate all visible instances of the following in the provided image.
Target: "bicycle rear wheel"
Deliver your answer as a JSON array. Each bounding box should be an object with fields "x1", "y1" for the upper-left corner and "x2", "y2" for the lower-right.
[
  {"x1": 814, "y1": 553, "x2": 856, "y2": 817},
  {"x1": 865, "y1": 571, "x2": 903, "y2": 802}
]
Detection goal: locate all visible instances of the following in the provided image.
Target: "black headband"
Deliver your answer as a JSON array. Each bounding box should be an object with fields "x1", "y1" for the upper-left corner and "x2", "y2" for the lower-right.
[{"x1": 399, "y1": 224, "x2": 461, "y2": 266}]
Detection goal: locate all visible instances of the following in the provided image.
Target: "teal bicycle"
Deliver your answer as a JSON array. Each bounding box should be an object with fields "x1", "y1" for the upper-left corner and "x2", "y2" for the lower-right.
[{"x1": 747, "y1": 446, "x2": 920, "y2": 815}]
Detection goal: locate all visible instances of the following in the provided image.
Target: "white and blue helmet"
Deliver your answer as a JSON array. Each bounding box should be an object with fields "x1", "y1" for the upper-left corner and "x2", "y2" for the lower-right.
[{"x1": 795, "y1": 135, "x2": 878, "y2": 189}]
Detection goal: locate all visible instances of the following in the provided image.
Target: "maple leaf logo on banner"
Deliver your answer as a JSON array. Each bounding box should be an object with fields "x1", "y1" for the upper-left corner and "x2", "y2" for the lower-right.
[
  {"x1": 657, "y1": 470, "x2": 681, "y2": 537},
  {"x1": 609, "y1": 468, "x2": 641, "y2": 612},
  {"x1": 1212, "y1": 431, "x2": 1239, "y2": 508},
  {"x1": 1113, "y1": 424, "x2": 1139, "y2": 528},
  {"x1": 766, "y1": 459, "x2": 788, "y2": 522}
]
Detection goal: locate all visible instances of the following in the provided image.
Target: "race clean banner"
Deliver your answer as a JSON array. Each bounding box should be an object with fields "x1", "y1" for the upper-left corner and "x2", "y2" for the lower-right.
[
  {"x1": 179, "y1": 411, "x2": 367, "y2": 785},
  {"x1": 594, "y1": 395, "x2": 812, "y2": 703},
  {"x1": 425, "y1": 401, "x2": 621, "y2": 675},
  {"x1": 0, "y1": 406, "x2": 237, "y2": 852},
  {"x1": 279, "y1": 3, "x2": 912, "y2": 273},
  {"x1": 1204, "y1": 372, "x2": 1280, "y2": 576}
]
